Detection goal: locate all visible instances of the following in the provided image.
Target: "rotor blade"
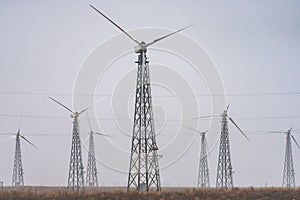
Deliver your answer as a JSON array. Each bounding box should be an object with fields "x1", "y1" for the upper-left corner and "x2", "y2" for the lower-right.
[
  {"x1": 1, "y1": 135, "x2": 15, "y2": 141},
  {"x1": 78, "y1": 107, "x2": 89, "y2": 115},
  {"x1": 20, "y1": 135, "x2": 38, "y2": 149},
  {"x1": 18, "y1": 117, "x2": 22, "y2": 130},
  {"x1": 264, "y1": 131, "x2": 286, "y2": 134},
  {"x1": 226, "y1": 103, "x2": 231, "y2": 112},
  {"x1": 78, "y1": 97, "x2": 105, "y2": 116},
  {"x1": 0, "y1": 132, "x2": 15, "y2": 135},
  {"x1": 184, "y1": 126, "x2": 207, "y2": 134},
  {"x1": 291, "y1": 134, "x2": 300, "y2": 151},
  {"x1": 86, "y1": 112, "x2": 92, "y2": 132},
  {"x1": 228, "y1": 116, "x2": 250, "y2": 142},
  {"x1": 94, "y1": 132, "x2": 112, "y2": 137},
  {"x1": 146, "y1": 23, "x2": 195, "y2": 47},
  {"x1": 192, "y1": 114, "x2": 219, "y2": 119},
  {"x1": 49, "y1": 97, "x2": 73, "y2": 113},
  {"x1": 90, "y1": 4, "x2": 140, "y2": 46}
]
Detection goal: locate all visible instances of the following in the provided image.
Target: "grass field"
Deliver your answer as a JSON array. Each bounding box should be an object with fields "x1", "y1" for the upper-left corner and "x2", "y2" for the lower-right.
[{"x1": 0, "y1": 187, "x2": 299, "y2": 200}]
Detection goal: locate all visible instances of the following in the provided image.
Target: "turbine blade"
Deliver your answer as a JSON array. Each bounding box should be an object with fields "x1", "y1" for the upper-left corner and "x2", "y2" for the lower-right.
[
  {"x1": 228, "y1": 116, "x2": 250, "y2": 142},
  {"x1": 0, "y1": 133, "x2": 15, "y2": 135},
  {"x1": 18, "y1": 117, "x2": 22, "y2": 130},
  {"x1": 49, "y1": 97, "x2": 73, "y2": 113},
  {"x1": 78, "y1": 108, "x2": 89, "y2": 115},
  {"x1": 262, "y1": 130, "x2": 286, "y2": 134},
  {"x1": 146, "y1": 23, "x2": 195, "y2": 47},
  {"x1": 192, "y1": 114, "x2": 219, "y2": 119},
  {"x1": 78, "y1": 97, "x2": 105, "y2": 116},
  {"x1": 226, "y1": 103, "x2": 231, "y2": 112},
  {"x1": 86, "y1": 112, "x2": 93, "y2": 132},
  {"x1": 184, "y1": 126, "x2": 207, "y2": 134},
  {"x1": 94, "y1": 132, "x2": 112, "y2": 137},
  {"x1": 90, "y1": 4, "x2": 140, "y2": 46},
  {"x1": 1, "y1": 135, "x2": 15, "y2": 141},
  {"x1": 20, "y1": 135, "x2": 38, "y2": 149},
  {"x1": 291, "y1": 134, "x2": 300, "y2": 151}
]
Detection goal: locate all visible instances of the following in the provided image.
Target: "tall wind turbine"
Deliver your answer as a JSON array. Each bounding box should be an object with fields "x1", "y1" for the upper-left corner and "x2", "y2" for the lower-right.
[
  {"x1": 49, "y1": 97, "x2": 88, "y2": 191},
  {"x1": 216, "y1": 105, "x2": 249, "y2": 188},
  {"x1": 90, "y1": 4, "x2": 193, "y2": 192},
  {"x1": 11, "y1": 128, "x2": 38, "y2": 187},
  {"x1": 85, "y1": 113, "x2": 110, "y2": 187},
  {"x1": 267, "y1": 128, "x2": 300, "y2": 187},
  {"x1": 186, "y1": 127, "x2": 210, "y2": 188},
  {"x1": 196, "y1": 105, "x2": 250, "y2": 188}
]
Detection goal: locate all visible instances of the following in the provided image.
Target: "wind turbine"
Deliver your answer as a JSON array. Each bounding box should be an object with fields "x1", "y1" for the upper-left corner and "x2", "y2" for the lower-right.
[
  {"x1": 9, "y1": 125, "x2": 38, "y2": 187},
  {"x1": 195, "y1": 104, "x2": 250, "y2": 188},
  {"x1": 267, "y1": 127, "x2": 300, "y2": 188},
  {"x1": 90, "y1": 4, "x2": 193, "y2": 192},
  {"x1": 186, "y1": 126, "x2": 210, "y2": 188},
  {"x1": 85, "y1": 113, "x2": 111, "y2": 187},
  {"x1": 49, "y1": 97, "x2": 88, "y2": 191}
]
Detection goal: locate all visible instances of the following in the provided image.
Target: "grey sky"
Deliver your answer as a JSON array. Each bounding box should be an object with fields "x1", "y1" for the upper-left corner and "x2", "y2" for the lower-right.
[{"x1": 0, "y1": 0, "x2": 300, "y2": 187}]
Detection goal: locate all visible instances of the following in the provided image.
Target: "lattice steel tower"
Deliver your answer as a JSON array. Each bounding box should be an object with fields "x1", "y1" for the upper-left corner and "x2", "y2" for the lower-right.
[
  {"x1": 198, "y1": 131, "x2": 210, "y2": 188},
  {"x1": 50, "y1": 97, "x2": 87, "y2": 191},
  {"x1": 85, "y1": 114, "x2": 110, "y2": 187},
  {"x1": 12, "y1": 130, "x2": 23, "y2": 187},
  {"x1": 215, "y1": 106, "x2": 249, "y2": 188},
  {"x1": 12, "y1": 129, "x2": 37, "y2": 187},
  {"x1": 282, "y1": 128, "x2": 299, "y2": 188},
  {"x1": 90, "y1": 4, "x2": 192, "y2": 191},
  {"x1": 216, "y1": 111, "x2": 233, "y2": 188},
  {"x1": 68, "y1": 113, "x2": 85, "y2": 191},
  {"x1": 127, "y1": 51, "x2": 161, "y2": 192},
  {"x1": 86, "y1": 132, "x2": 98, "y2": 187}
]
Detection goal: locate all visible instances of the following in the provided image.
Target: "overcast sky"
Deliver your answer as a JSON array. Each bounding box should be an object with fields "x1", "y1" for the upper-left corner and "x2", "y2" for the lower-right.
[{"x1": 0, "y1": 0, "x2": 300, "y2": 187}]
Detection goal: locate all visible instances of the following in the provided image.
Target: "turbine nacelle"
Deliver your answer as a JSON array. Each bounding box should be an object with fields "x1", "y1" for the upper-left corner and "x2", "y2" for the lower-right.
[
  {"x1": 71, "y1": 112, "x2": 79, "y2": 119},
  {"x1": 221, "y1": 110, "x2": 227, "y2": 118},
  {"x1": 134, "y1": 41, "x2": 147, "y2": 53}
]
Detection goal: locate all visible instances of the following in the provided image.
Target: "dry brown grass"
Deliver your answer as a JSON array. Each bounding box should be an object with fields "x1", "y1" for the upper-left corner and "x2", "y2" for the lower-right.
[{"x1": 0, "y1": 187, "x2": 299, "y2": 200}]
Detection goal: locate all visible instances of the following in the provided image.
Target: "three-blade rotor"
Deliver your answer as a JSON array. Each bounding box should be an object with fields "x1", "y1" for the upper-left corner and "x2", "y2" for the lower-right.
[
  {"x1": 193, "y1": 105, "x2": 250, "y2": 142},
  {"x1": 86, "y1": 112, "x2": 111, "y2": 137},
  {"x1": 49, "y1": 97, "x2": 89, "y2": 117},
  {"x1": 185, "y1": 126, "x2": 209, "y2": 135},
  {"x1": 267, "y1": 128, "x2": 300, "y2": 150},
  {"x1": 90, "y1": 4, "x2": 194, "y2": 50},
  {"x1": 5, "y1": 129, "x2": 39, "y2": 149}
]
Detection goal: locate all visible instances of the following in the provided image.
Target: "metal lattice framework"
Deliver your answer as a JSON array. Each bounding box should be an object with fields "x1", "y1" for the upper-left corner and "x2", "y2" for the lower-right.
[
  {"x1": 11, "y1": 129, "x2": 37, "y2": 187},
  {"x1": 68, "y1": 113, "x2": 85, "y2": 191},
  {"x1": 282, "y1": 129, "x2": 295, "y2": 188},
  {"x1": 198, "y1": 132, "x2": 210, "y2": 188},
  {"x1": 214, "y1": 106, "x2": 249, "y2": 189},
  {"x1": 89, "y1": 4, "x2": 192, "y2": 192},
  {"x1": 12, "y1": 131, "x2": 24, "y2": 187},
  {"x1": 216, "y1": 112, "x2": 233, "y2": 188},
  {"x1": 127, "y1": 51, "x2": 161, "y2": 192},
  {"x1": 49, "y1": 97, "x2": 87, "y2": 191},
  {"x1": 86, "y1": 132, "x2": 98, "y2": 187}
]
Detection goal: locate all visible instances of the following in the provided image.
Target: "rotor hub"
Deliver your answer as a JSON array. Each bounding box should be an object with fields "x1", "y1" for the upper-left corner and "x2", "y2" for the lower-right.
[{"x1": 134, "y1": 41, "x2": 147, "y2": 53}]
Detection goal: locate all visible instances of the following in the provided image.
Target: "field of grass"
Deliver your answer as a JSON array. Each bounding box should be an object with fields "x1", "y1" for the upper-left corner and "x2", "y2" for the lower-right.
[{"x1": 0, "y1": 187, "x2": 299, "y2": 200}]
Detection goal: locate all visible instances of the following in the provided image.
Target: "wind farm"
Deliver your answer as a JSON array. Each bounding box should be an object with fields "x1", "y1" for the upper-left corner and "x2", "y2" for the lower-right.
[{"x1": 0, "y1": 1, "x2": 300, "y2": 199}]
